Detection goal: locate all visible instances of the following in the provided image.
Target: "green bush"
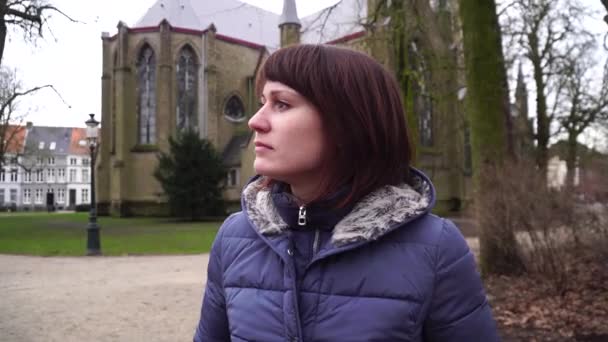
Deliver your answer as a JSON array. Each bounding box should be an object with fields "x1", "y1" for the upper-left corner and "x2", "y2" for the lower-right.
[
  {"x1": 154, "y1": 129, "x2": 226, "y2": 221},
  {"x1": 75, "y1": 204, "x2": 91, "y2": 212}
]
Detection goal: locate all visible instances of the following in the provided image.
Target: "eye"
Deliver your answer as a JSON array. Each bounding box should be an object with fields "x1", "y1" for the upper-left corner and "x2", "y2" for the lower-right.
[{"x1": 274, "y1": 101, "x2": 289, "y2": 111}]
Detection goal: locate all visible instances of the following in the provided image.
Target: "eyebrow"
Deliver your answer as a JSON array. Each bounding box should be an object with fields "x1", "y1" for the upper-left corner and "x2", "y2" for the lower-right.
[{"x1": 263, "y1": 89, "x2": 299, "y2": 98}]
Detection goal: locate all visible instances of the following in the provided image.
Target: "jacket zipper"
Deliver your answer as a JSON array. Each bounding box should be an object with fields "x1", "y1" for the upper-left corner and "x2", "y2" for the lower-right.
[{"x1": 298, "y1": 205, "x2": 307, "y2": 226}]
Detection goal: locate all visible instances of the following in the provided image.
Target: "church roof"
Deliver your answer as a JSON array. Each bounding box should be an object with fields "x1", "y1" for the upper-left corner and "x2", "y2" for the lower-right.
[
  {"x1": 136, "y1": 0, "x2": 202, "y2": 31},
  {"x1": 133, "y1": 0, "x2": 367, "y2": 49},
  {"x1": 136, "y1": 0, "x2": 281, "y2": 48}
]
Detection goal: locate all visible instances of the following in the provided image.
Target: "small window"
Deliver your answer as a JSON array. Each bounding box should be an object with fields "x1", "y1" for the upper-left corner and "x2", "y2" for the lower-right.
[
  {"x1": 69, "y1": 169, "x2": 77, "y2": 182},
  {"x1": 10, "y1": 169, "x2": 17, "y2": 182},
  {"x1": 23, "y1": 189, "x2": 31, "y2": 204},
  {"x1": 35, "y1": 189, "x2": 43, "y2": 204},
  {"x1": 36, "y1": 169, "x2": 44, "y2": 182},
  {"x1": 70, "y1": 158, "x2": 77, "y2": 165},
  {"x1": 48, "y1": 157, "x2": 55, "y2": 165},
  {"x1": 224, "y1": 96, "x2": 246, "y2": 122},
  {"x1": 38, "y1": 141, "x2": 45, "y2": 149},
  {"x1": 50, "y1": 142, "x2": 56, "y2": 150},
  {"x1": 226, "y1": 168, "x2": 239, "y2": 187},
  {"x1": 79, "y1": 140, "x2": 87, "y2": 147},
  {"x1": 57, "y1": 189, "x2": 66, "y2": 203},
  {"x1": 58, "y1": 169, "x2": 65, "y2": 181}
]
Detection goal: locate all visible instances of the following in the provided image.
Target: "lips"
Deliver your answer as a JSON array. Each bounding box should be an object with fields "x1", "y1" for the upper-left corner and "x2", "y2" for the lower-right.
[{"x1": 254, "y1": 141, "x2": 273, "y2": 150}]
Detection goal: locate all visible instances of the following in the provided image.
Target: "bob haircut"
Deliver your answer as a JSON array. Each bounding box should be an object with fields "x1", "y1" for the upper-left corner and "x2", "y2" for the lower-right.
[{"x1": 255, "y1": 44, "x2": 412, "y2": 208}]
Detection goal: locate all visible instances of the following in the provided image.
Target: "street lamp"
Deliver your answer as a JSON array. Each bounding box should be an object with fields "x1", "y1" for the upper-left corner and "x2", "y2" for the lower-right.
[{"x1": 85, "y1": 113, "x2": 101, "y2": 256}]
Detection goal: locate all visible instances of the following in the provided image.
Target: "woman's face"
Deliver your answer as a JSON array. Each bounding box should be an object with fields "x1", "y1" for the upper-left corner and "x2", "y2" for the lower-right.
[{"x1": 248, "y1": 81, "x2": 327, "y2": 186}]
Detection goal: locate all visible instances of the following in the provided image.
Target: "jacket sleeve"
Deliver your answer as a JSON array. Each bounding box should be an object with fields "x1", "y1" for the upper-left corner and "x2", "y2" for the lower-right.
[
  {"x1": 193, "y1": 217, "x2": 233, "y2": 342},
  {"x1": 423, "y1": 219, "x2": 500, "y2": 341}
]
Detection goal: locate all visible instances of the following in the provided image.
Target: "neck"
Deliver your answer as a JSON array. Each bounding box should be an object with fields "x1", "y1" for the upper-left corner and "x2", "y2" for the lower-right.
[{"x1": 288, "y1": 181, "x2": 319, "y2": 206}]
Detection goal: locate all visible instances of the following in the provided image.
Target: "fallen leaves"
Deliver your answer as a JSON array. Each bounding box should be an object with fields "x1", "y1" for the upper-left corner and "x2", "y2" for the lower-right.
[{"x1": 486, "y1": 251, "x2": 608, "y2": 341}]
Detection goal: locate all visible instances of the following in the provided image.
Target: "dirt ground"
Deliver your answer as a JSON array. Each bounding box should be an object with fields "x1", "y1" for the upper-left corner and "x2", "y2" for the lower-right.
[
  {"x1": 0, "y1": 239, "x2": 480, "y2": 342},
  {"x1": 0, "y1": 254, "x2": 209, "y2": 342}
]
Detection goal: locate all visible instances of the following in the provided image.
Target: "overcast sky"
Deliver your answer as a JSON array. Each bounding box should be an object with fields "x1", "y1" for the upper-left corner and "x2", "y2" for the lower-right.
[
  {"x1": 3, "y1": 0, "x2": 607, "y2": 151},
  {"x1": 2, "y1": 0, "x2": 338, "y2": 128}
]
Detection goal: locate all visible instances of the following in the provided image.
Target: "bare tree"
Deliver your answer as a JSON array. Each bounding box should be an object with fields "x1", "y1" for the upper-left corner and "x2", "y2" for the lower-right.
[
  {"x1": 558, "y1": 46, "x2": 608, "y2": 187},
  {"x1": 0, "y1": 66, "x2": 59, "y2": 167},
  {"x1": 500, "y1": 0, "x2": 594, "y2": 171},
  {"x1": 0, "y1": 0, "x2": 76, "y2": 64},
  {"x1": 601, "y1": 0, "x2": 608, "y2": 25}
]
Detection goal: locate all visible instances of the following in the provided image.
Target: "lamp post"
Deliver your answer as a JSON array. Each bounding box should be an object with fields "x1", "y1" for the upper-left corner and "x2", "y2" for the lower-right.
[{"x1": 85, "y1": 113, "x2": 101, "y2": 256}]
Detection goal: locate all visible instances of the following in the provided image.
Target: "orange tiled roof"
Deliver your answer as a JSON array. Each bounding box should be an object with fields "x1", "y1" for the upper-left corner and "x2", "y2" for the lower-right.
[
  {"x1": 69, "y1": 127, "x2": 90, "y2": 155},
  {"x1": 3, "y1": 125, "x2": 26, "y2": 154}
]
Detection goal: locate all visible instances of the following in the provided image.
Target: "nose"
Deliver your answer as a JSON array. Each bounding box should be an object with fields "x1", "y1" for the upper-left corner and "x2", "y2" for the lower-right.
[{"x1": 248, "y1": 107, "x2": 270, "y2": 133}]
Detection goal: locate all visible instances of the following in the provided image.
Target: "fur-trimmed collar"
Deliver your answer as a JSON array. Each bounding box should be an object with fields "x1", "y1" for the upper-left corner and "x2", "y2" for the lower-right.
[{"x1": 242, "y1": 170, "x2": 434, "y2": 246}]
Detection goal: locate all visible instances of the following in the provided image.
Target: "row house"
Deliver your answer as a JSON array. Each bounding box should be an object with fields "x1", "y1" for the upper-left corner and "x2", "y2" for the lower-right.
[
  {"x1": 0, "y1": 125, "x2": 26, "y2": 210},
  {"x1": 0, "y1": 123, "x2": 91, "y2": 211}
]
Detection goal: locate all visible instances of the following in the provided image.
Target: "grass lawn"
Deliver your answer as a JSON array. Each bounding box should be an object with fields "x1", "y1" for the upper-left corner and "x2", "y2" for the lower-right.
[{"x1": 0, "y1": 212, "x2": 222, "y2": 256}]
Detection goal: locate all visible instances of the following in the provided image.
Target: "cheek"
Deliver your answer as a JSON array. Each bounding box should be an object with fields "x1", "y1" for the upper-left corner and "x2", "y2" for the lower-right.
[{"x1": 292, "y1": 128, "x2": 326, "y2": 166}]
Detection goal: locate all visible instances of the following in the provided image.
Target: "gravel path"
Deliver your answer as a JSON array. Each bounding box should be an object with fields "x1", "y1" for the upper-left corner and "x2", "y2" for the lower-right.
[
  {"x1": 0, "y1": 254, "x2": 209, "y2": 342},
  {"x1": 0, "y1": 238, "x2": 480, "y2": 342}
]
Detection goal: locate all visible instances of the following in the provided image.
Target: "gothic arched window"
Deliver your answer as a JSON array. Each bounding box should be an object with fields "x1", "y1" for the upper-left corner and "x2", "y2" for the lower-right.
[
  {"x1": 111, "y1": 51, "x2": 118, "y2": 153},
  {"x1": 176, "y1": 45, "x2": 198, "y2": 131},
  {"x1": 136, "y1": 44, "x2": 157, "y2": 144},
  {"x1": 224, "y1": 95, "x2": 245, "y2": 122},
  {"x1": 408, "y1": 41, "x2": 433, "y2": 147}
]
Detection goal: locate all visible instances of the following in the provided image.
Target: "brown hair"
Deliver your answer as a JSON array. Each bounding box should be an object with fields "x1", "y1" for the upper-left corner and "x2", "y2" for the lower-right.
[{"x1": 255, "y1": 44, "x2": 412, "y2": 207}]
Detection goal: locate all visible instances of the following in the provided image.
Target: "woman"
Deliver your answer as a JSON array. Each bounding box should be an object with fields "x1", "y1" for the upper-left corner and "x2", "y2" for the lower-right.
[{"x1": 194, "y1": 44, "x2": 499, "y2": 341}]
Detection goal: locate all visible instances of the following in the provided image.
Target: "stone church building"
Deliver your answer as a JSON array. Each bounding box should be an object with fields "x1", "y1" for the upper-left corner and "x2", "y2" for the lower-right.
[{"x1": 97, "y1": 0, "x2": 530, "y2": 216}]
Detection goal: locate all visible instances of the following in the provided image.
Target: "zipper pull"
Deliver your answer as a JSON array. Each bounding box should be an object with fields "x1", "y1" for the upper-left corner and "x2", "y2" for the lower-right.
[{"x1": 298, "y1": 205, "x2": 307, "y2": 226}]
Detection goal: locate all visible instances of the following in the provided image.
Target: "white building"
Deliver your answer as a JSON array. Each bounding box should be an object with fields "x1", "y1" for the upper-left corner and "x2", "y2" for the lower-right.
[{"x1": 0, "y1": 123, "x2": 91, "y2": 211}]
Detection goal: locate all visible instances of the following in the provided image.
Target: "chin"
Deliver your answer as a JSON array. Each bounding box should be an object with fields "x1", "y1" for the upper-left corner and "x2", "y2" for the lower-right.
[
  {"x1": 254, "y1": 161, "x2": 275, "y2": 177},
  {"x1": 254, "y1": 163, "x2": 289, "y2": 182}
]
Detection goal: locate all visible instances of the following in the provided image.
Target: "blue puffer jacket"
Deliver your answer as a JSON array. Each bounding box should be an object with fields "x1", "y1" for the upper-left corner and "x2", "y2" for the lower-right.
[{"x1": 194, "y1": 169, "x2": 499, "y2": 341}]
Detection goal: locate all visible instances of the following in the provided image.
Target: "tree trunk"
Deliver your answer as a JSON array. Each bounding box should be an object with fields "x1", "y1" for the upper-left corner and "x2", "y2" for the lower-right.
[
  {"x1": 0, "y1": 0, "x2": 7, "y2": 65},
  {"x1": 565, "y1": 130, "x2": 578, "y2": 189},
  {"x1": 532, "y1": 57, "x2": 550, "y2": 171},
  {"x1": 459, "y1": 0, "x2": 525, "y2": 276}
]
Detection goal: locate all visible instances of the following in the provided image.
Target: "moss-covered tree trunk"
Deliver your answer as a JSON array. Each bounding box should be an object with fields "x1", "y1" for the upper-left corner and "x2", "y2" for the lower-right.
[{"x1": 459, "y1": 0, "x2": 525, "y2": 275}]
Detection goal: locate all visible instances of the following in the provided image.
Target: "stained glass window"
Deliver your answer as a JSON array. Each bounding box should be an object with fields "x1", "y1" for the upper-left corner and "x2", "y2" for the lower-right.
[
  {"x1": 176, "y1": 45, "x2": 198, "y2": 131},
  {"x1": 137, "y1": 45, "x2": 157, "y2": 144}
]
